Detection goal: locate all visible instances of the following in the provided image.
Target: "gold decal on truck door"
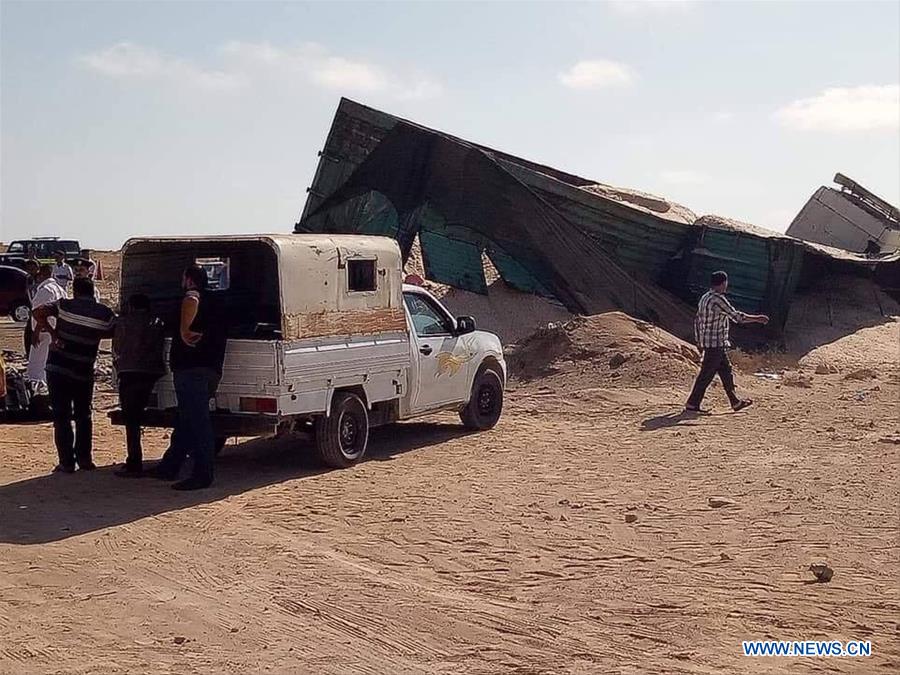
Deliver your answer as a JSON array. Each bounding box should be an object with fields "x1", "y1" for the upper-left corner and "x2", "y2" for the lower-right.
[{"x1": 436, "y1": 351, "x2": 475, "y2": 378}]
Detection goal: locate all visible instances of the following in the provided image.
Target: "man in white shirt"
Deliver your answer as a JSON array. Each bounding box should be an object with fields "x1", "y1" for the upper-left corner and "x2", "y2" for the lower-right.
[
  {"x1": 26, "y1": 265, "x2": 66, "y2": 393},
  {"x1": 51, "y1": 250, "x2": 74, "y2": 293}
]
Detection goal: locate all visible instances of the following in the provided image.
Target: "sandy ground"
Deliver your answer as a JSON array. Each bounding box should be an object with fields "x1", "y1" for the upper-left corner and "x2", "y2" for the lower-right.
[{"x1": 2, "y1": 302, "x2": 898, "y2": 673}]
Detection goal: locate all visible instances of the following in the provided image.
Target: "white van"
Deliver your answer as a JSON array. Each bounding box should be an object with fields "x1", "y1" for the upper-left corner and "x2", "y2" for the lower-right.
[{"x1": 112, "y1": 234, "x2": 506, "y2": 467}]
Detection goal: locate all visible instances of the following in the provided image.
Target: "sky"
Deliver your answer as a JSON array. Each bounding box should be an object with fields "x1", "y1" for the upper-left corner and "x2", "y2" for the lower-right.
[{"x1": 1, "y1": 0, "x2": 898, "y2": 249}]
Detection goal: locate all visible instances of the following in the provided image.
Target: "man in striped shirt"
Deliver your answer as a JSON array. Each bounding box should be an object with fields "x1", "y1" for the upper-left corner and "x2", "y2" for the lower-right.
[
  {"x1": 685, "y1": 271, "x2": 769, "y2": 413},
  {"x1": 33, "y1": 277, "x2": 116, "y2": 473}
]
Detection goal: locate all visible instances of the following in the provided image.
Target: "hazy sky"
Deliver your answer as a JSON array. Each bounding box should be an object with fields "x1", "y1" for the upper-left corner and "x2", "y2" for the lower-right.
[{"x1": 2, "y1": 0, "x2": 898, "y2": 249}]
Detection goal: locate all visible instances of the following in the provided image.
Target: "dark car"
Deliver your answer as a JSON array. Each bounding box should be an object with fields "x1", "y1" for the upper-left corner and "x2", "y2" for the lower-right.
[
  {"x1": 0, "y1": 266, "x2": 30, "y2": 322},
  {"x1": 0, "y1": 237, "x2": 81, "y2": 268}
]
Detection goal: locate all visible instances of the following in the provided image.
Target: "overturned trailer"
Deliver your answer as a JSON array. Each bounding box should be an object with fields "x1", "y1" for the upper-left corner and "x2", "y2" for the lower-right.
[{"x1": 297, "y1": 98, "x2": 899, "y2": 337}]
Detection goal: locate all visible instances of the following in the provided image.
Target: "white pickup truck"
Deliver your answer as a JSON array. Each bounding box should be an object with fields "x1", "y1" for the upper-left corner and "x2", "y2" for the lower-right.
[{"x1": 112, "y1": 234, "x2": 506, "y2": 467}]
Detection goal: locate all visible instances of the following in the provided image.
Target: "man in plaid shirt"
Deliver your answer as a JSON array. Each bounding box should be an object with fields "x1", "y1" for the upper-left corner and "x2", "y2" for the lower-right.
[{"x1": 686, "y1": 271, "x2": 769, "y2": 412}]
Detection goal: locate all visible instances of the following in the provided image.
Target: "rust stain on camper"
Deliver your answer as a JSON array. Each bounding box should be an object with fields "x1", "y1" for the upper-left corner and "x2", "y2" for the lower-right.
[{"x1": 283, "y1": 307, "x2": 406, "y2": 340}]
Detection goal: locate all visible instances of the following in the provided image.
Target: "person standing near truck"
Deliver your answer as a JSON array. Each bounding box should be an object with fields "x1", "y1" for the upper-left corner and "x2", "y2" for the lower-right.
[
  {"x1": 685, "y1": 271, "x2": 769, "y2": 413},
  {"x1": 26, "y1": 265, "x2": 66, "y2": 396},
  {"x1": 113, "y1": 294, "x2": 166, "y2": 477},
  {"x1": 51, "y1": 251, "x2": 74, "y2": 294},
  {"x1": 80, "y1": 249, "x2": 102, "y2": 281},
  {"x1": 154, "y1": 264, "x2": 227, "y2": 491},
  {"x1": 72, "y1": 257, "x2": 100, "y2": 300},
  {"x1": 34, "y1": 277, "x2": 116, "y2": 472},
  {"x1": 22, "y1": 259, "x2": 40, "y2": 355}
]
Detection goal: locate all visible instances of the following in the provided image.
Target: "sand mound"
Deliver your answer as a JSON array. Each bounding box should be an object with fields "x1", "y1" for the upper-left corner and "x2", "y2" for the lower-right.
[
  {"x1": 404, "y1": 238, "x2": 573, "y2": 344},
  {"x1": 506, "y1": 312, "x2": 700, "y2": 389},
  {"x1": 581, "y1": 184, "x2": 696, "y2": 225},
  {"x1": 784, "y1": 275, "x2": 900, "y2": 372},
  {"x1": 437, "y1": 284, "x2": 572, "y2": 345}
]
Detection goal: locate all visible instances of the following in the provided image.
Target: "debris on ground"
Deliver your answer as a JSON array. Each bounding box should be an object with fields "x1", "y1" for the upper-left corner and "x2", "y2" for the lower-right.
[
  {"x1": 844, "y1": 368, "x2": 878, "y2": 381},
  {"x1": 782, "y1": 371, "x2": 813, "y2": 388},
  {"x1": 808, "y1": 562, "x2": 835, "y2": 583},
  {"x1": 708, "y1": 497, "x2": 736, "y2": 509}
]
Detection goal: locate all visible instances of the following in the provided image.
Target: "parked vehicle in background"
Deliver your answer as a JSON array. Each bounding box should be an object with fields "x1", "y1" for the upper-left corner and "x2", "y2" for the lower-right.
[
  {"x1": 0, "y1": 266, "x2": 31, "y2": 322},
  {"x1": 0, "y1": 238, "x2": 81, "y2": 268},
  {"x1": 110, "y1": 234, "x2": 507, "y2": 468}
]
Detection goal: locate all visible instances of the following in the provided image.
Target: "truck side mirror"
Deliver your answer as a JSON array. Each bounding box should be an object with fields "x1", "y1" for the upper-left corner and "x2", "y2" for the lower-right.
[{"x1": 455, "y1": 316, "x2": 476, "y2": 335}]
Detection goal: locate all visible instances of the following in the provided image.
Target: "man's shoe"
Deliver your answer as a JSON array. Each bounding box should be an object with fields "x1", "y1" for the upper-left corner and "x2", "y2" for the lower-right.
[
  {"x1": 78, "y1": 462, "x2": 97, "y2": 471},
  {"x1": 172, "y1": 478, "x2": 212, "y2": 491},
  {"x1": 732, "y1": 399, "x2": 753, "y2": 412},
  {"x1": 114, "y1": 466, "x2": 143, "y2": 478},
  {"x1": 52, "y1": 464, "x2": 75, "y2": 474}
]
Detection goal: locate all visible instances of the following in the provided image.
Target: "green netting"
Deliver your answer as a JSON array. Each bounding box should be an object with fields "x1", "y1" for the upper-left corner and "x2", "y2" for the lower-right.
[
  {"x1": 486, "y1": 246, "x2": 553, "y2": 297},
  {"x1": 420, "y1": 230, "x2": 487, "y2": 294}
]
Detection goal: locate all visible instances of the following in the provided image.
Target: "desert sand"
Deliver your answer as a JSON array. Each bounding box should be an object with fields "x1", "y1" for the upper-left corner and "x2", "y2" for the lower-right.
[{"x1": 1, "y1": 250, "x2": 898, "y2": 674}]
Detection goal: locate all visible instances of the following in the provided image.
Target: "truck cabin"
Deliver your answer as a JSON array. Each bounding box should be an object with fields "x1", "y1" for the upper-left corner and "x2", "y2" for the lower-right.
[{"x1": 118, "y1": 235, "x2": 403, "y2": 342}]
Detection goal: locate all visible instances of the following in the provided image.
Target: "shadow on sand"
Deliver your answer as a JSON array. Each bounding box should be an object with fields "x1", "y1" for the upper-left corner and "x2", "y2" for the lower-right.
[
  {"x1": 640, "y1": 410, "x2": 704, "y2": 431},
  {"x1": 0, "y1": 422, "x2": 471, "y2": 546}
]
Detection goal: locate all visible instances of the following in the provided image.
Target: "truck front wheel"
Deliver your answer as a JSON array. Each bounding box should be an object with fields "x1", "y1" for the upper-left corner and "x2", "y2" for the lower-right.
[
  {"x1": 315, "y1": 392, "x2": 369, "y2": 468},
  {"x1": 460, "y1": 368, "x2": 504, "y2": 431}
]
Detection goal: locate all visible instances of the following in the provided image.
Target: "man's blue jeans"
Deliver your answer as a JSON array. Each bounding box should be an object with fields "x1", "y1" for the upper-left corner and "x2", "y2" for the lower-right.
[{"x1": 158, "y1": 368, "x2": 217, "y2": 484}]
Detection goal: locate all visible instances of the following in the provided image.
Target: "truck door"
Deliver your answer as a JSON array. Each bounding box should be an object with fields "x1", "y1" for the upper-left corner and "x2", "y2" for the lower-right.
[{"x1": 403, "y1": 291, "x2": 470, "y2": 411}]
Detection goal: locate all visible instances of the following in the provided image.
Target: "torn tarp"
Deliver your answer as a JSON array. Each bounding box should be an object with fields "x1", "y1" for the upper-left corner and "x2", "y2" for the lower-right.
[{"x1": 302, "y1": 121, "x2": 693, "y2": 338}]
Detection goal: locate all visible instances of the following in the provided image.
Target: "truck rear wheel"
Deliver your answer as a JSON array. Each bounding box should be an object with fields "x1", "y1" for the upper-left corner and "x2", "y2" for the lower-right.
[
  {"x1": 315, "y1": 392, "x2": 369, "y2": 468},
  {"x1": 460, "y1": 368, "x2": 504, "y2": 431}
]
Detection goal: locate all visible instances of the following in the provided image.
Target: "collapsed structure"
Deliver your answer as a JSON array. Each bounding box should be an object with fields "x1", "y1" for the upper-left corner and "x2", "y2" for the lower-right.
[{"x1": 297, "y1": 98, "x2": 899, "y2": 340}]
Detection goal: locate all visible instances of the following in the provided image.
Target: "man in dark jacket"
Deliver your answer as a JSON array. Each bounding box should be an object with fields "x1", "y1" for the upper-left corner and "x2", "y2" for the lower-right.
[
  {"x1": 113, "y1": 294, "x2": 166, "y2": 477},
  {"x1": 153, "y1": 264, "x2": 227, "y2": 490}
]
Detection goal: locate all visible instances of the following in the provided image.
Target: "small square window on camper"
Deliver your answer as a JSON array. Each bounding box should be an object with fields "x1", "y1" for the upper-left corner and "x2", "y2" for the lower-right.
[{"x1": 347, "y1": 258, "x2": 377, "y2": 292}]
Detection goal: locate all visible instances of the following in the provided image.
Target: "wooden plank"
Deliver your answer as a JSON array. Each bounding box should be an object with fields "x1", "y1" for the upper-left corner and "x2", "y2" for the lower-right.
[{"x1": 283, "y1": 307, "x2": 407, "y2": 340}]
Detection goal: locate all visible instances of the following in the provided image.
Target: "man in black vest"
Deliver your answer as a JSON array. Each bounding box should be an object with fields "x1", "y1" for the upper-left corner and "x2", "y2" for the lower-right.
[{"x1": 153, "y1": 265, "x2": 227, "y2": 490}]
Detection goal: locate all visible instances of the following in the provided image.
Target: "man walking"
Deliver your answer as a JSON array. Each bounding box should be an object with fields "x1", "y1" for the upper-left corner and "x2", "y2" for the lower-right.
[
  {"x1": 154, "y1": 264, "x2": 226, "y2": 491},
  {"x1": 33, "y1": 277, "x2": 116, "y2": 473},
  {"x1": 51, "y1": 251, "x2": 74, "y2": 294},
  {"x1": 113, "y1": 294, "x2": 165, "y2": 477},
  {"x1": 685, "y1": 271, "x2": 768, "y2": 413}
]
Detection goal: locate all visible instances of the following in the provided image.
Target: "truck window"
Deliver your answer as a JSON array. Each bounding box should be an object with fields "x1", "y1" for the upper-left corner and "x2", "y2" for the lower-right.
[
  {"x1": 347, "y1": 258, "x2": 377, "y2": 292},
  {"x1": 403, "y1": 292, "x2": 453, "y2": 337},
  {"x1": 196, "y1": 257, "x2": 231, "y2": 291},
  {"x1": 7, "y1": 242, "x2": 24, "y2": 254}
]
